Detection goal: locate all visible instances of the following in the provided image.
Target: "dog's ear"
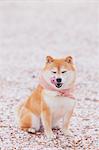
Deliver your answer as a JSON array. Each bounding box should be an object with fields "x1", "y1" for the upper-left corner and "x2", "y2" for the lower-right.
[
  {"x1": 65, "y1": 56, "x2": 73, "y2": 64},
  {"x1": 46, "y1": 56, "x2": 54, "y2": 64}
]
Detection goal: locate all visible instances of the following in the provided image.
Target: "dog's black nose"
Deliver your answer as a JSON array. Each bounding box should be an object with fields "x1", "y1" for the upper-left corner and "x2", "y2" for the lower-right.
[{"x1": 56, "y1": 78, "x2": 62, "y2": 83}]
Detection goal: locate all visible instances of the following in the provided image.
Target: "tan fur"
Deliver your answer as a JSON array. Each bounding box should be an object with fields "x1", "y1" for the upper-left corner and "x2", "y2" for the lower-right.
[{"x1": 16, "y1": 56, "x2": 76, "y2": 139}]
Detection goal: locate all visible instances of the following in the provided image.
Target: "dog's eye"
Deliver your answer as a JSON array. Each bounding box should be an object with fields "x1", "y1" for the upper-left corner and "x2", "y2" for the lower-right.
[
  {"x1": 61, "y1": 71, "x2": 67, "y2": 74},
  {"x1": 52, "y1": 71, "x2": 57, "y2": 74}
]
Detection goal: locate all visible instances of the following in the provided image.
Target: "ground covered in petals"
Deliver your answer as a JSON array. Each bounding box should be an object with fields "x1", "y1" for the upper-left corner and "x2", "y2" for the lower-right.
[{"x1": 0, "y1": 1, "x2": 99, "y2": 149}]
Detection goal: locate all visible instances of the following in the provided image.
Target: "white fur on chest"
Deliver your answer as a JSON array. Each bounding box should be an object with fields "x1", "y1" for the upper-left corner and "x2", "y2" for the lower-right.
[{"x1": 43, "y1": 90, "x2": 76, "y2": 123}]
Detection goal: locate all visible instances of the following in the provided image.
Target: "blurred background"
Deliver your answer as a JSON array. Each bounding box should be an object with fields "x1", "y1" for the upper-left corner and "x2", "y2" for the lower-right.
[
  {"x1": 0, "y1": 0, "x2": 98, "y2": 71},
  {"x1": 0, "y1": 1, "x2": 99, "y2": 149},
  {"x1": 0, "y1": 0, "x2": 99, "y2": 95}
]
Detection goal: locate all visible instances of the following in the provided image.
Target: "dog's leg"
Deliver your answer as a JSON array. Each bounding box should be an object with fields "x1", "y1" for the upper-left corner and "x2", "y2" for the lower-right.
[
  {"x1": 41, "y1": 111, "x2": 54, "y2": 139},
  {"x1": 62, "y1": 109, "x2": 73, "y2": 136},
  {"x1": 19, "y1": 111, "x2": 33, "y2": 132},
  {"x1": 41, "y1": 102, "x2": 55, "y2": 139},
  {"x1": 52, "y1": 119, "x2": 59, "y2": 129},
  {"x1": 18, "y1": 107, "x2": 40, "y2": 133}
]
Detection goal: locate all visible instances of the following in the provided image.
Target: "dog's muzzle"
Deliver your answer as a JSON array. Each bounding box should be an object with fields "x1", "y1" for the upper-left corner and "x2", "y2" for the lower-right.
[{"x1": 55, "y1": 78, "x2": 63, "y2": 88}]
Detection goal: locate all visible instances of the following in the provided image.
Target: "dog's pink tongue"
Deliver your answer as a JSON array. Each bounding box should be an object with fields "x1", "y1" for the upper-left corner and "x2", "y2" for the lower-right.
[{"x1": 50, "y1": 76, "x2": 56, "y2": 85}]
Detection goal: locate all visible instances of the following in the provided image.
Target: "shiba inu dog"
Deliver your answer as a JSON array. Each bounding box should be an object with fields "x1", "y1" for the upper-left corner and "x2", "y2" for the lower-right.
[{"x1": 17, "y1": 56, "x2": 76, "y2": 139}]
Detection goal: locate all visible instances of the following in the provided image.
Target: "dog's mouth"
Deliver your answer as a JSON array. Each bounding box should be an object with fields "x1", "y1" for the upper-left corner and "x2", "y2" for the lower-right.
[
  {"x1": 50, "y1": 77, "x2": 63, "y2": 88},
  {"x1": 55, "y1": 83, "x2": 63, "y2": 88}
]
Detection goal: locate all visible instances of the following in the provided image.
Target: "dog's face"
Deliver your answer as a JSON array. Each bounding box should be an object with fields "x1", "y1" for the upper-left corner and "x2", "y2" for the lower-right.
[{"x1": 43, "y1": 56, "x2": 76, "y2": 89}]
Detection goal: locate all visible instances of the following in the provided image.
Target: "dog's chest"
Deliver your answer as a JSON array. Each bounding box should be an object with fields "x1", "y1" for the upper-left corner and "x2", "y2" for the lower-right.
[{"x1": 43, "y1": 90, "x2": 75, "y2": 119}]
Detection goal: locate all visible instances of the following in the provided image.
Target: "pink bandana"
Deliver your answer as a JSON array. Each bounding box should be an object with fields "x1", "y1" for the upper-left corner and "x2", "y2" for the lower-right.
[{"x1": 39, "y1": 74, "x2": 75, "y2": 99}]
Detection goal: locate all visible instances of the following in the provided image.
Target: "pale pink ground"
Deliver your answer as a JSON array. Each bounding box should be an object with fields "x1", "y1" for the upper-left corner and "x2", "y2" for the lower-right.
[{"x1": 0, "y1": 1, "x2": 99, "y2": 150}]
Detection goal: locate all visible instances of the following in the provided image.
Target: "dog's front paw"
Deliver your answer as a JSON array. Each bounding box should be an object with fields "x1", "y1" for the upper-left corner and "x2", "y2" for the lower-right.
[
  {"x1": 27, "y1": 128, "x2": 36, "y2": 134},
  {"x1": 46, "y1": 132, "x2": 56, "y2": 140},
  {"x1": 63, "y1": 129, "x2": 72, "y2": 136}
]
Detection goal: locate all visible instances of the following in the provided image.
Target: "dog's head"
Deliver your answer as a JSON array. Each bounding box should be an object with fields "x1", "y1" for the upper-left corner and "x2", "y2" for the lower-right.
[{"x1": 42, "y1": 56, "x2": 76, "y2": 89}]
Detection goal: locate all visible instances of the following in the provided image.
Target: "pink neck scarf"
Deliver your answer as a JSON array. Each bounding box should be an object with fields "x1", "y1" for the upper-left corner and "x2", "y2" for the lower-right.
[{"x1": 39, "y1": 74, "x2": 75, "y2": 99}]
